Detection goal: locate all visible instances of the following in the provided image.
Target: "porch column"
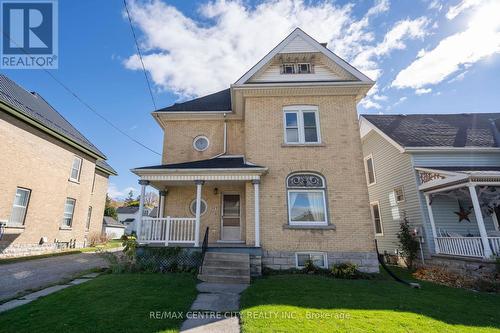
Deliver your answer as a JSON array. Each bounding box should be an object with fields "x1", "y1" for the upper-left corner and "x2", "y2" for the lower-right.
[
  {"x1": 159, "y1": 190, "x2": 167, "y2": 218},
  {"x1": 424, "y1": 194, "x2": 440, "y2": 253},
  {"x1": 468, "y1": 185, "x2": 493, "y2": 258},
  {"x1": 137, "y1": 179, "x2": 150, "y2": 240},
  {"x1": 194, "y1": 180, "x2": 204, "y2": 247},
  {"x1": 253, "y1": 179, "x2": 261, "y2": 247}
]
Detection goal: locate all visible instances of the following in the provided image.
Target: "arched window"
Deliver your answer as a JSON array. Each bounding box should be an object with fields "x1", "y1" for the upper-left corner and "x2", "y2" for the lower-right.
[{"x1": 286, "y1": 173, "x2": 328, "y2": 226}]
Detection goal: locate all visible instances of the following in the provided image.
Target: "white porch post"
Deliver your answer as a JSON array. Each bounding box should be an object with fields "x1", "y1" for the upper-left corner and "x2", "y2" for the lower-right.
[
  {"x1": 137, "y1": 179, "x2": 149, "y2": 240},
  {"x1": 424, "y1": 194, "x2": 440, "y2": 253},
  {"x1": 252, "y1": 179, "x2": 261, "y2": 247},
  {"x1": 159, "y1": 190, "x2": 167, "y2": 218},
  {"x1": 194, "y1": 180, "x2": 204, "y2": 247},
  {"x1": 468, "y1": 184, "x2": 493, "y2": 258}
]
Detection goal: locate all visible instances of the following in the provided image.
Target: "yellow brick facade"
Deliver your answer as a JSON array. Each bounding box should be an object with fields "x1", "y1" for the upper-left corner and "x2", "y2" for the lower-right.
[{"x1": 0, "y1": 111, "x2": 110, "y2": 257}]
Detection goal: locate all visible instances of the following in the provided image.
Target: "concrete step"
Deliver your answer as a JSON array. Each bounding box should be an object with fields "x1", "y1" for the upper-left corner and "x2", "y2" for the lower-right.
[
  {"x1": 205, "y1": 252, "x2": 250, "y2": 261},
  {"x1": 201, "y1": 266, "x2": 250, "y2": 276},
  {"x1": 202, "y1": 259, "x2": 249, "y2": 268},
  {"x1": 197, "y1": 274, "x2": 250, "y2": 284}
]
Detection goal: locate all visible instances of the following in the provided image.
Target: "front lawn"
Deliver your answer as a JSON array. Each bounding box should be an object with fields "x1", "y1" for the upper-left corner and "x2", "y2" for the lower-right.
[
  {"x1": 240, "y1": 272, "x2": 500, "y2": 333},
  {"x1": 0, "y1": 273, "x2": 197, "y2": 333}
]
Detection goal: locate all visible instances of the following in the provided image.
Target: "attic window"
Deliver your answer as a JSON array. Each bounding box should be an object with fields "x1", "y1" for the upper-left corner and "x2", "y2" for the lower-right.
[
  {"x1": 298, "y1": 63, "x2": 311, "y2": 74},
  {"x1": 282, "y1": 63, "x2": 295, "y2": 74}
]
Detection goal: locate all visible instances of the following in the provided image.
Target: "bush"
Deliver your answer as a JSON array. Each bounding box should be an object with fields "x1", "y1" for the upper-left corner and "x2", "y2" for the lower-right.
[
  {"x1": 331, "y1": 263, "x2": 359, "y2": 279},
  {"x1": 89, "y1": 232, "x2": 109, "y2": 247},
  {"x1": 397, "y1": 216, "x2": 420, "y2": 269}
]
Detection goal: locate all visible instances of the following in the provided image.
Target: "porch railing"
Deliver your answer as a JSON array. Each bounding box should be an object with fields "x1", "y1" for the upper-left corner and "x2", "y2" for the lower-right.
[
  {"x1": 435, "y1": 236, "x2": 500, "y2": 258},
  {"x1": 138, "y1": 217, "x2": 198, "y2": 245}
]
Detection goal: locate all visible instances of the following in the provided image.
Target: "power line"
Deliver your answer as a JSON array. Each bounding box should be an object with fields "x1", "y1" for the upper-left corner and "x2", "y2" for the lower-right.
[
  {"x1": 123, "y1": 0, "x2": 157, "y2": 111},
  {"x1": 1, "y1": 30, "x2": 162, "y2": 156}
]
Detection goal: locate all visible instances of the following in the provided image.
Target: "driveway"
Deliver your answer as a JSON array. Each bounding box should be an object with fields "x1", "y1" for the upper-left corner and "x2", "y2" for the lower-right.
[{"x1": 0, "y1": 252, "x2": 111, "y2": 301}]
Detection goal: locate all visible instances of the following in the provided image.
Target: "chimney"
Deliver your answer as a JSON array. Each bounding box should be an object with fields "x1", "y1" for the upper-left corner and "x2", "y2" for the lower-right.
[{"x1": 320, "y1": 42, "x2": 327, "y2": 48}]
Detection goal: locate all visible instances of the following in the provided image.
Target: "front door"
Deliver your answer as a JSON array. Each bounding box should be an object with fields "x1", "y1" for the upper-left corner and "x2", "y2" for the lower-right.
[{"x1": 221, "y1": 194, "x2": 241, "y2": 241}]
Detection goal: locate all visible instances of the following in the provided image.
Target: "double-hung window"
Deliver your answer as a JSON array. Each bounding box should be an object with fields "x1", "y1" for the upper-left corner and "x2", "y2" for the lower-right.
[
  {"x1": 62, "y1": 198, "x2": 76, "y2": 228},
  {"x1": 364, "y1": 154, "x2": 376, "y2": 185},
  {"x1": 370, "y1": 201, "x2": 383, "y2": 235},
  {"x1": 86, "y1": 206, "x2": 92, "y2": 230},
  {"x1": 283, "y1": 106, "x2": 320, "y2": 144},
  {"x1": 70, "y1": 156, "x2": 82, "y2": 182},
  {"x1": 9, "y1": 187, "x2": 31, "y2": 225},
  {"x1": 287, "y1": 173, "x2": 328, "y2": 226}
]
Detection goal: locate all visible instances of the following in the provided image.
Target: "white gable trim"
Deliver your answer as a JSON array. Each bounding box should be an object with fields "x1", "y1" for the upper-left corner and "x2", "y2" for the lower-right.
[
  {"x1": 359, "y1": 116, "x2": 405, "y2": 153},
  {"x1": 234, "y1": 28, "x2": 374, "y2": 85}
]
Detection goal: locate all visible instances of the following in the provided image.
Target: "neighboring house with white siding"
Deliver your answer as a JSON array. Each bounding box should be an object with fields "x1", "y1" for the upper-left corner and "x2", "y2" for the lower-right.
[
  {"x1": 117, "y1": 206, "x2": 151, "y2": 235},
  {"x1": 360, "y1": 113, "x2": 500, "y2": 275}
]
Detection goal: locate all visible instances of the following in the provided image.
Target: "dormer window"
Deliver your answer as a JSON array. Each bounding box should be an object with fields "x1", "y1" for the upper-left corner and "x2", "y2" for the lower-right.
[
  {"x1": 298, "y1": 63, "x2": 311, "y2": 74},
  {"x1": 282, "y1": 63, "x2": 295, "y2": 74}
]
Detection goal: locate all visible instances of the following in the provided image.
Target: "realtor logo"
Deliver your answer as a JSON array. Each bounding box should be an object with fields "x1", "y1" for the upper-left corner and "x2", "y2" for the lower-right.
[{"x1": 1, "y1": 0, "x2": 58, "y2": 69}]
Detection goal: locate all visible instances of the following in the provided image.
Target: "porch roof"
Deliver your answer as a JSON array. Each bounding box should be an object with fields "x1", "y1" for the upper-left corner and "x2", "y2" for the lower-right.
[
  {"x1": 133, "y1": 156, "x2": 264, "y2": 170},
  {"x1": 418, "y1": 166, "x2": 500, "y2": 193}
]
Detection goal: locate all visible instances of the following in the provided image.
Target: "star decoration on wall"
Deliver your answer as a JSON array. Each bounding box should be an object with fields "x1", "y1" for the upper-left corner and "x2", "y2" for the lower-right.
[{"x1": 454, "y1": 202, "x2": 472, "y2": 223}]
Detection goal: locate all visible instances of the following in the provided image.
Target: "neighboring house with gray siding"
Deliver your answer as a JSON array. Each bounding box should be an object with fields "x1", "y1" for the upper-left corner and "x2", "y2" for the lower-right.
[{"x1": 360, "y1": 113, "x2": 500, "y2": 274}]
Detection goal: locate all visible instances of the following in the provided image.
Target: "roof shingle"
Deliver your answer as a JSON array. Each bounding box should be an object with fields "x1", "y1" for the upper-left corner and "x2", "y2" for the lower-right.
[
  {"x1": 134, "y1": 157, "x2": 264, "y2": 170},
  {"x1": 157, "y1": 89, "x2": 231, "y2": 112}
]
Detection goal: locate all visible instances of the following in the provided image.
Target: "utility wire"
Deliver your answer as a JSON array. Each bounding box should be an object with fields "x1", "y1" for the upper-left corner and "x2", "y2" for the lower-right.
[
  {"x1": 123, "y1": 0, "x2": 157, "y2": 111},
  {"x1": 1, "y1": 30, "x2": 161, "y2": 156}
]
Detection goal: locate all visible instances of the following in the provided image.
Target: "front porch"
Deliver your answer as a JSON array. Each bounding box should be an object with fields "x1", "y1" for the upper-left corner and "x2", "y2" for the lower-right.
[
  {"x1": 418, "y1": 168, "x2": 500, "y2": 259},
  {"x1": 131, "y1": 157, "x2": 267, "y2": 248}
]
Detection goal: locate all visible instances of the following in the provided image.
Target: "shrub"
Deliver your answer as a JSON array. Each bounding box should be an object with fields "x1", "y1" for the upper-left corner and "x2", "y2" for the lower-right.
[
  {"x1": 331, "y1": 263, "x2": 359, "y2": 279},
  {"x1": 89, "y1": 232, "x2": 109, "y2": 247},
  {"x1": 397, "y1": 216, "x2": 420, "y2": 269}
]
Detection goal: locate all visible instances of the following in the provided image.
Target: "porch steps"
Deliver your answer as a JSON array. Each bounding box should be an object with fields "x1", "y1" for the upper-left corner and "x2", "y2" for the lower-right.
[{"x1": 198, "y1": 252, "x2": 250, "y2": 284}]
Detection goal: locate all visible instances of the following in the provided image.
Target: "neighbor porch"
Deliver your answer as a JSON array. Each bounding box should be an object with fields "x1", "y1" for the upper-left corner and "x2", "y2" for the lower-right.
[
  {"x1": 131, "y1": 157, "x2": 267, "y2": 248},
  {"x1": 418, "y1": 168, "x2": 500, "y2": 259}
]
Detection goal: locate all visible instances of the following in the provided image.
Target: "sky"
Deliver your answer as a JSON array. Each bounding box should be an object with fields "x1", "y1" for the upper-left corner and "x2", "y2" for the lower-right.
[{"x1": 2, "y1": 0, "x2": 500, "y2": 199}]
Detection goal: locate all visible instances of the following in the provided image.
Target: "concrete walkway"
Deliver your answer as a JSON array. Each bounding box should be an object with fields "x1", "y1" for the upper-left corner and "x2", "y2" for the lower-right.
[
  {"x1": 0, "y1": 251, "x2": 113, "y2": 301},
  {"x1": 180, "y1": 282, "x2": 249, "y2": 333},
  {"x1": 0, "y1": 272, "x2": 100, "y2": 313}
]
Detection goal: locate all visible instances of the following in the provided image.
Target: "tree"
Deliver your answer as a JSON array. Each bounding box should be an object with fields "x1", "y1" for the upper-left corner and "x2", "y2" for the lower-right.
[
  {"x1": 124, "y1": 190, "x2": 134, "y2": 204},
  {"x1": 397, "y1": 215, "x2": 420, "y2": 269},
  {"x1": 144, "y1": 191, "x2": 159, "y2": 208},
  {"x1": 104, "y1": 194, "x2": 118, "y2": 220}
]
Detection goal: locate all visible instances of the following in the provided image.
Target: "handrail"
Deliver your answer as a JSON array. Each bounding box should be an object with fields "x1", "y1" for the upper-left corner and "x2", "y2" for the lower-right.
[{"x1": 199, "y1": 227, "x2": 210, "y2": 274}]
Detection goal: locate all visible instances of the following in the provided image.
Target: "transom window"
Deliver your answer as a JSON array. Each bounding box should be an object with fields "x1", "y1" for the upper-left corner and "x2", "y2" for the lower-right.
[
  {"x1": 70, "y1": 156, "x2": 82, "y2": 182},
  {"x1": 370, "y1": 201, "x2": 383, "y2": 235},
  {"x1": 296, "y1": 252, "x2": 327, "y2": 268},
  {"x1": 190, "y1": 199, "x2": 208, "y2": 216},
  {"x1": 193, "y1": 136, "x2": 209, "y2": 152},
  {"x1": 364, "y1": 154, "x2": 376, "y2": 185},
  {"x1": 287, "y1": 173, "x2": 327, "y2": 226},
  {"x1": 283, "y1": 106, "x2": 321, "y2": 144},
  {"x1": 394, "y1": 186, "x2": 405, "y2": 203},
  {"x1": 9, "y1": 187, "x2": 31, "y2": 225},
  {"x1": 62, "y1": 198, "x2": 76, "y2": 227}
]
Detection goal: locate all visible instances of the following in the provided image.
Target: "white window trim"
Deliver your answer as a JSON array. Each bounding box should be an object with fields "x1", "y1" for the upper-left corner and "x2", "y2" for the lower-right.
[
  {"x1": 86, "y1": 206, "x2": 92, "y2": 231},
  {"x1": 190, "y1": 198, "x2": 208, "y2": 216},
  {"x1": 364, "y1": 154, "x2": 376, "y2": 186},
  {"x1": 193, "y1": 135, "x2": 210, "y2": 152},
  {"x1": 287, "y1": 189, "x2": 328, "y2": 226},
  {"x1": 9, "y1": 187, "x2": 31, "y2": 226},
  {"x1": 69, "y1": 156, "x2": 83, "y2": 183},
  {"x1": 62, "y1": 198, "x2": 76, "y2": 228},
  {"x1": 297, "y1": 63, "x2": 312, "y2": 74},
  {"x1": 282, "y1": 63, "x2": 296, "y2": 74},
  {"x1": 370, "y1": 201, "x2": 384, "y2": 236},
  {"x1": 394, "y1": 186, "x2": 405, "y2": 203},
  {"x1": 295, "y1": 252, "x2": 327, "y2": 269},
  {"x1": 283, "y1": 105, "x2": 321, "y2": 144}
]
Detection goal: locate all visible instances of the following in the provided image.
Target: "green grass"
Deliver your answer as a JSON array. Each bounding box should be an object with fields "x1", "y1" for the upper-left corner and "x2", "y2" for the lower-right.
[
  {"x1": 0, "y1": 240, "x2": 123, "y2": 265},
  {"x1": 0, "y1": 273, "x2": 197, "y2": 333},
  {"x1": 240, "y1": 271, "x2": 500, "y2": 333}
]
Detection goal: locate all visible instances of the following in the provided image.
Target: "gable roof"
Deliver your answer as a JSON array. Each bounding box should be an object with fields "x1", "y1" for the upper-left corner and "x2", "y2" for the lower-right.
[
  {"x1": 103, "y1": 216, "x2": 125, "y2": 228},
  {"x1": 0, "y1": 74, "x2": 106, "y2": 158},
  {"x1": 117, "y1": 206, "x2": 139, "y2": 214},
  {"x1": 157, "y1": 88, "x2": 231, "y2": 113},
  {"x1": 235, "y1": 28, "x2": 374, "y2": 85},
  {"x1": 362, "y1": 113, "x2": 500, "y2": 149},
  {"x1": 96, "y1": 160, "x2": 118, "y2": 176},
  {"x1": 133, "y1": 156, "x2": 264, "y2": 170}
]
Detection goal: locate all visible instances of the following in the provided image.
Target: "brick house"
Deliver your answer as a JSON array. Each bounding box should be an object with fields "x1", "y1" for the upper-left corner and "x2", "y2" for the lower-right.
[
  {"x1": 132, "y1": 28, "x2": 378, "y2": 278},
  {"x1": 0, "y1": 75, "x2": 116, "y2": 258}
]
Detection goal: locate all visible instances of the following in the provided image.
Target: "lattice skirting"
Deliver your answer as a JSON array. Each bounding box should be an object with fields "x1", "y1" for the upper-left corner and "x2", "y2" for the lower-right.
[{"x1": 136, "y1": 246, "x2": 202, "y2": 272}]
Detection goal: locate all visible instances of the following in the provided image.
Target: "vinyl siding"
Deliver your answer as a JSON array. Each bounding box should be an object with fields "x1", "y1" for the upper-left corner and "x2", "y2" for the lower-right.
[
  {"x1": 412, "y1": 152, "x2": 500, "y2": 167},
  {"x1": 362, "y1": 131, "x2": 426, "y2": 257}
]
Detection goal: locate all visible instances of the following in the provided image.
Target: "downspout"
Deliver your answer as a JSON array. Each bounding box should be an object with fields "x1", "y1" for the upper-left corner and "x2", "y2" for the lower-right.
[{"x1": 212, "y1": 113, "x2": 228, "y2": 158}]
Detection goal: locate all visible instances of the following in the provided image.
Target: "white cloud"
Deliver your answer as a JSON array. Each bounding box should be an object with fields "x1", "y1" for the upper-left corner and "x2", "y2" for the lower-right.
[
  {"x1": 108, "y1": 183, "x2": 138, "y2": 199},
  {"x1": 446, "y1": 0, "x2": 481, "y2": 20},
  {"x1": 415, "y1": 88, "x2": 432, "y2": 95},
  {"x1": 447, "y1": 70, "x2": 468, "y2": 83},
  {"x1": 359, "y1": 98, "x2": 382, "y2": 110},
  {"x1": 392, "y1": 1, "x2": 500, "y2": 89},
  {"x1": 124, "y1": 0, "x2": 434, "y2": 101},
  {"x1": 428, "y1": 0, "x2": 443, "y2": 11},
  {"x1": 393, "y1": 96, "x2": 408, "y2": 106}
]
